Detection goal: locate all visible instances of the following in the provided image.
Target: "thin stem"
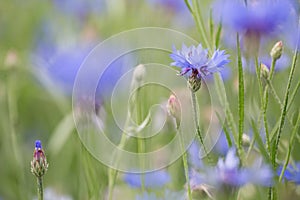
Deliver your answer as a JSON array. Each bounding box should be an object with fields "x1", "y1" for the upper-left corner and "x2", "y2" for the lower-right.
[
  {"x1": 279, "y1": 110, "x2": 300, "y2": 182},
  {"x1": 191, "y1": 0, "x2": 213, "y2": 51},
  {"x1": 177, "y1": 126, "x2": 192, "y2": 200},
  {"x1": 272, "y1": 44, "x2": 298, "y2": 168},
  {"x1": 37, "y1": 177, "x2": 43, "y2": 200},
  {"x1": 190, "y1": 91, "x2": 210, "y2": 162},
  {"x1": 262, "y1": 59, "x2": 276, "y2": 153},
  {"x1": 136, "y1": 87, "x2": 145, "y2": 192},
  {"x1": 237, "y1": 33, "x2": 245, "y2": 151},
  {"x1": 107, "y1": 118, "x2": 130, "y2": 200}
]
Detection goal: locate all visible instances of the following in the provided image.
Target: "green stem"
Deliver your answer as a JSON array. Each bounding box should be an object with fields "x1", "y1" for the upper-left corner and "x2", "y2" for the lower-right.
[
  {"x1": 136, "y1": 87, "x2": 145, "y2": 192},
  {"x1": 37, "y1": 177, "x2": 43, "y2": 200},
  {"x1": 107, "y1": 119, "x2": 130, "y2": 200},
  {"x1": 237, "y1": 33, "x2": 245, "y2": 151},
  {"x1": 262, "y1": 59, "x2": 276, "y2": 153},
  {"x1": 190, "y1": 0, "x2": 213, "y2": 51},
  {"x1": 272, "y1": 44, "x2": 298, "y2": 168},
  {"x1": 279, "y1": 110, "x2": 300, "y2": 182},
  {"x1": 190, "y1": 90, "x2": 209, "y2": 160},
  {"x1": 177, "y1": 126, "x2": 192, "y2": 200}
]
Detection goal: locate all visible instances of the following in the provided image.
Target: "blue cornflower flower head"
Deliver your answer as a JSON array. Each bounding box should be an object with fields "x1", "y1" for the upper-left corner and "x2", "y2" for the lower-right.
[
  {"x1": 123, "y1": 170, "x2": 170, "y2": 188},
  {"x1": 170, "y1": 43, "x2": 230, "y2": 91},
  {"x1": 278, "y1": 162, "x2": 300, "y2": 184}
]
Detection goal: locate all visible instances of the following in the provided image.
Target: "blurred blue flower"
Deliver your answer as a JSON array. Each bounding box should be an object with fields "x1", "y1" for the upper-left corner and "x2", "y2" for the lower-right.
[
  {"x1": 242, "y1": 53, "x2": 290, "y2": 73},
  {"x1": 213, "y1": 0, "x2": 296, "y2": 55},
  {"x1": 189, "y1": 147, "x2": 273, "y2": 189},
  {"x1": 214, "y1": 0, "x2": 294, "y2": 36},
  {"x1": 278, "y1": 162, "x2": 300, "y2": 184},
  {"x1": 52, "y1": 0, "x2": 105, "y2": 19},
  {"x1": 136, "y1": 190, "x2": 185, "y2": 200},
  {"x1": 124, "y1": 170, "x2": 170, "y2": 188},
  {"x1": 170, "y1": 43, "x2": 230, "y2": 78},
  {"x1": 147, "y1": 0, "x2": 187, "y2": 12},
  {"x1": 188, "y1": 141, "x2": 203, "y2": 168},
  {"x1": 213, "y1": 132, "x2": 230, "y2": 156},
  {"x1": 33, "y1": 38, "x2": 132, "y2": 102}
]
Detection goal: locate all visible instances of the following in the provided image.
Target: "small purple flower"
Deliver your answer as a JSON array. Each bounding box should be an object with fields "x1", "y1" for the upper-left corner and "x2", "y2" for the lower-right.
[
  {"x1": 278, "y1": 162, "x2": 300, "y2": 184},
  {"x1": 123, "y1": 170, "x2": 170, "y2": 188},
  {"x1": 170, "y1": 43, "x2": 230, "y2": 78}
]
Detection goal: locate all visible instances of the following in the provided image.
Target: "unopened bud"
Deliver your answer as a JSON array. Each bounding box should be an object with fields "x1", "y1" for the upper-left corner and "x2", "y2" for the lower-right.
[
  {"x1": 31, "y1": 140, "x2": 48, "y2": 178},
  {"x1": 260, "y1": 63, "x2": 270, "y2": 79},
  {"x1": 270, "y1": 41, "x2": 283, "y2": 60},
  {"x1": 242, "y1": 133, "x2": 251, "y2": 147},
  {"x1": 167, "y1": 94, "x2": 181, "y2": 125},
  {"x1": 188, "y1": 70, "x2": 201, "y2": 93},
  {"x1": 133, "y1": 64, "x2": 146, "y2": 83}
]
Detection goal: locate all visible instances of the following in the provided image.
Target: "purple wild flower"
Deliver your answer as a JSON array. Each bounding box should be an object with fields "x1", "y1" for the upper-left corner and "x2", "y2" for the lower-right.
[
  {"x1": 170, "y1": 43, "x2": 230, "y2": 91},
  {"x1": 170, "y1": 44, "x2": 230, "y2": 78},
  {"x1": 123, "y1": 169, "x2": 170, "y2": 189},
  {"x1": 278, "y1": 162, "x2": 300, "y2": 184}
]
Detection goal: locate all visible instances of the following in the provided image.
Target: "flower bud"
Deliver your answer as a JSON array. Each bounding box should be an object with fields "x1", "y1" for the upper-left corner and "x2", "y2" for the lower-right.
[
  {"x1": 270, "y1": 41, "x2": 283, "y2": 61},
  {"x1": 188, "y1": 70, "x2": 201, "y2": 93},
  {"x1": 167, "y1": 94, "x2": 181, "y2": 126},
  {"x1": 260, "y1": 63, "x2": 270, "y2": 79},
  {"x1": 31, "y1": 140, "x2": 48, "y2": 178},
  {"x1": 133, "y1": 64, "x2": 146, "y2": 83},
  {"x1": 242, "y1": 133, "x2": 251, "y2": 147}
]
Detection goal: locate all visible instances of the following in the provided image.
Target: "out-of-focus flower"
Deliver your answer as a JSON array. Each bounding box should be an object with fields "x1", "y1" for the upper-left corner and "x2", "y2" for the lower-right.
[
  {"x1": 242, "y1": 53, "x2": 290, "y2": 73},
  {"x1": 123, "y1": 170, "x2": 170, "y2": 188},
  {"x1": 136, "y1": 190, "x2": 185, "y2": 200},
  {"x1": 170, "y1": 43, "x2": 229, "y2": 91},
  {"x1": 52, "y1": 0, "x2": 105, "y2": 20},
  {"x1": 33, "y1": 40, "x2": 132, "y2": 103},
  {"x1": 188, "y1": 141, "x2": 203, "y2": 168},
  {"x1": 213, "y1": 0, "x2": 295, "y2": 55},
  {"x1": 31, "y1": 140, "x2": 48, "y2": 178},
  {"x1": 189, "y1": 147, "x2": 273, "y2": 189},
  {"x1": 278, "y1": 162, "x2": 300, "y2": 184},
  {"x1": 146, "y1": 0, "x2": 193, "y2": 28}
]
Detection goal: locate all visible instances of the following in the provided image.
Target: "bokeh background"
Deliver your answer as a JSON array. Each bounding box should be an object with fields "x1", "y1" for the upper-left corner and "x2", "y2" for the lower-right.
[{"x1": 1, "y1": 0, "x2": 300, "y2": 199}]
